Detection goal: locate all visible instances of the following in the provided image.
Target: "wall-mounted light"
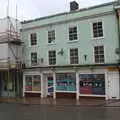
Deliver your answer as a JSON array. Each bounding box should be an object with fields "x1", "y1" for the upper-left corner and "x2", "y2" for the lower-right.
[
  {"x1": 84, "y1": 54, "x2": 87, "y2": 61},
  {"x1": 57, "y1": 48, "x2": 64, "y2": 55}
]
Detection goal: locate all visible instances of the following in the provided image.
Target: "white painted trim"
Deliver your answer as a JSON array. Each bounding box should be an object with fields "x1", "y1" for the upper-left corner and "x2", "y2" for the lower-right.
[
  {"x1": 23, "y1": 75, "x2": 25, "y2": 97},
  {"x1": 76, "y1": 72, "x2": 79, "y2": 100},
  {"x1": 41, "y1": 73, "x2": 44, "y2": 98},
  {"x1": 68, "y1": 47, "x2": 79, "y2": 65},
  {"x1": 93, "y1": 45, "x2": 105, "y2": 64},
  {"x1": 67, "y1": 25, "x2": 79, "y2": 42},
  {"x1": 55, "y1": 71, "x2": 75, "y2": 73},
  {"x1": 24, "y1": 91, "x2": 41, "y2": 93},
  {"x1": 47, "y1": 49, "x2": 57, "y2": 66},
  {"x1": 56, "y1": 91, "x2": 76, "y2": 93},
  {"x1": 47, "y1": 29, "x2": 56, "y2": 44},
  {"x1": 90, "y1": 19, "x2": 105, "y2": 40},
  {"x1": 53, "y1": 72, "x2": 56, "y2": 99},
  {"x1": 105, "y1": 70, "x2": 109, "y2": 100},
  {"x1": 79, "y1": 94, "x2": 105, "y2": 97}
]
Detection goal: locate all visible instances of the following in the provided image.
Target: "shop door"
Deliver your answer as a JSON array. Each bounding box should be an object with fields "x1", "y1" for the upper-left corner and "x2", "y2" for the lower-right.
[
  {"x1": 108, "y1": 72, "x2": 119, "y2": 99},
  {"x1": 47, "y1": 76, "x2": 53, "y2": 96}
]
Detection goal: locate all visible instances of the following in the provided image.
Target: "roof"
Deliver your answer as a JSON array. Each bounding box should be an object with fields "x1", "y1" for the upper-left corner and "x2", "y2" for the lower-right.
[{"x1": 21, "y1": 1, "x2": 117, "y2": 24}]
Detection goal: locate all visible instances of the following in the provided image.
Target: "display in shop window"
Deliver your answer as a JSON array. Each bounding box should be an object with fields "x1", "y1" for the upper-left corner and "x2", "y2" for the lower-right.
[
  {"x1": 32, "y1": 75, "x2": 41, "y2": 91},
  {"x1": 25, "y1": 76, "x2": 32, "y2": 91},
  {"x1": 79, "y1": 74, "x2": 105, "y2": 95},
  {"x1": 48, "y1": 76, "x2": 53, "y2": 93},
  {"x1": 56, "y1": 73, "x2": 76, "y2": 91}
]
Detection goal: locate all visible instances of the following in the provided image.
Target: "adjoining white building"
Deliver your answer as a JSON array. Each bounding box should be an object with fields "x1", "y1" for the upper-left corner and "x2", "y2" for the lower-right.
[
  {"x1": 0, "y1": 16, "x2": 23, "y2": 98},
  {"x1": 21, "y1": 1, "x2": 120, "y2": 100}
]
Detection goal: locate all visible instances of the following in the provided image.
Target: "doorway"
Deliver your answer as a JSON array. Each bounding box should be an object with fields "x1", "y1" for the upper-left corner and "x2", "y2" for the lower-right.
[{"x1": 47, "y1": 76, "x2": 53, "y2": 97}]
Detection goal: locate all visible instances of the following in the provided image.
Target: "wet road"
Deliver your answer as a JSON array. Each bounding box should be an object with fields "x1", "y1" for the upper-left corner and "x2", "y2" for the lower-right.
[{"x1": 0, "y1": 103, "x2": 120, "y2": 120}]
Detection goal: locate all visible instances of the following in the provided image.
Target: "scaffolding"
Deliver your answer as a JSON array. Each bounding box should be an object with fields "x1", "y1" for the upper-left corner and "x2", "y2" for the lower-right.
[{"x1": 0, "y1": 16, "x2": 22, "y2": 98}]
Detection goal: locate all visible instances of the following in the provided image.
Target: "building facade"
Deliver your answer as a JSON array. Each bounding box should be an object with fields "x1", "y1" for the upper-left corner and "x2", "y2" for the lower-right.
[
  {"x1": 0, "y1": 17, "x2": 22, "y2": 98},
  {"x1": 21, "y1": 1, "x2": 120, "y2": 100}
]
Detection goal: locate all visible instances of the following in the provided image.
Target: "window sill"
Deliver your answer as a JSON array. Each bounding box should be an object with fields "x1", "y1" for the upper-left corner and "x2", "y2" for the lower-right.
[
  {"x1": 67, "y1": 40, "x2": 79, "y2": 43},
  {"x1": 47, "y1": 43, "x2": 56, "y2": 46},
  {"x1": 92, "y1": 37, "x2": 104, "y2": 40}
]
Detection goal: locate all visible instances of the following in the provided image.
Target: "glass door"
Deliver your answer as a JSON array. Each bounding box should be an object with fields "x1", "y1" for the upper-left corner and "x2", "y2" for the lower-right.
[{"x1": 47, "y1": 76, "x2": 53, "y2": 96}]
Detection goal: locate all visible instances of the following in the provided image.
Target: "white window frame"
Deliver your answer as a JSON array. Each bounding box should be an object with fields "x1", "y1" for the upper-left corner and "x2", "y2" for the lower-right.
[
  {"x1": 79, "y1": 72, "x2": 106, "y2": 97},
  {"x1": 91, "y1": 19, "x2": 105, "y2": 40},
  {"x1": 93, "y1": 45, "x2": 105, "y2": 64},
  {"x1": 68, "y1": 26, "x2": 78, "y2": 42},
  {"x1": 31, "y1": 52, "x2": 37, "y2": 65},
  {"x1": 69, "y1": 48, "x2": 79, "y2": 65},
  {"x1": 30, "y1": 33, "x2": 37, "y2": 46},
  {"x1": 48, "y1": 50, "x2": 56, "y2": 65},
  {"x1": 48, "y1": 30, "x2": 56, "y2": 44},
  {"x1": 24, "y1": 75, "x2": 41, "y2": 93}
]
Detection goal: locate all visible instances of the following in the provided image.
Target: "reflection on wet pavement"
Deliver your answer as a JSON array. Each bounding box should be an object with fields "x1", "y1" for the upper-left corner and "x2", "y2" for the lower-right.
[{"x1": 0, "y1": 103, "x2": 120, "y2": 120}]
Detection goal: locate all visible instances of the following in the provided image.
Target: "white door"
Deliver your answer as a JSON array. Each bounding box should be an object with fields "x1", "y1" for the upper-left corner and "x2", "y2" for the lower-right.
[{"x1": 108, "y1": 71, "x2": 119, "y2": 100}]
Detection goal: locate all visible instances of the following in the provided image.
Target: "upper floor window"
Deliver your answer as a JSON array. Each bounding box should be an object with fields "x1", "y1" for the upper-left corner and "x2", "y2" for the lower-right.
[
  {"x1": 48, "y1": 50, "x2": 56, "y2": 65},
  {"x1": 69, "y1": 26, "x2": 78, "y2": 41},
  {"x1": 92, "y1": 21, "x2": 103, "y2": 38},
  {"x1": 70, "y1": 48, "x2": 79, "y2": 64},
  {"x1": 30, "y1": 33, "x2": 37, "y2": 45},
  {"x1": 48, "y1": 30, "x2": 55, "y2": 43},
  {"x1": 31, "y1": 52, "x2": 37, "y2": 65},
  {"x1": 94, "y1": 46, "x2": 104, "y2": 63}
]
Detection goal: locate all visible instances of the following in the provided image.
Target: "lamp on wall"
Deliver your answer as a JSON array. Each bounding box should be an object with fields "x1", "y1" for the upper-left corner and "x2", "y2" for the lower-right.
[
  {"x1": 83, "y1": 54, "x2": 87, "y2": 61},
  {"x1": 57, "y1": 48, "x2": 64, "y2": 55}
]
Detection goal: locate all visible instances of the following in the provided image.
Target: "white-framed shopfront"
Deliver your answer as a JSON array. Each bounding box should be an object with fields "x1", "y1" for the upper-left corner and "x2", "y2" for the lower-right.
[{"x1": 23, "y1": 68, "x2": 120, "y2": 100}]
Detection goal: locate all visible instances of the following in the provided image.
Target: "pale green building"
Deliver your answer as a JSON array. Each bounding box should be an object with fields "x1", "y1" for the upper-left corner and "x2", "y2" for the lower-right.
[{"x1": 21, "y1": 1, "x2": 120, "y2": 100}]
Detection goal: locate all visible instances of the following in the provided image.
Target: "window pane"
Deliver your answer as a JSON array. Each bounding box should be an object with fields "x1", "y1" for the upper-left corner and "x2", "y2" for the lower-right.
[
  {"x1": 32, "y1": 75, "x2": 41, "y2": 91},
  {"x1": 94, "y1": 46, "x2": 104, "y2": 63},
  {"x1": 93, "y1": 22, "x2": 103, "y2": 38},
  {"x1": 48, "y1": 30, "x2": 55, "y2": 43},
  {"x1": 70, "y1": 48, "x2": 78, "y2": 64},
  {"x1": 31, "y1": 33, "x2": 37, "y2": 45},
  {"x1": 69, "y1": 26, "x2": 78, "y2": 41},
  {"x1": 25, "y1": 76, "x2": 32, "y2": 91},
  {"x1": 49, "y1": 50, "x2": 56, "y2": 65},
  {"x1": 31, "y1": 52, "x2": 37, "y2": 64}
]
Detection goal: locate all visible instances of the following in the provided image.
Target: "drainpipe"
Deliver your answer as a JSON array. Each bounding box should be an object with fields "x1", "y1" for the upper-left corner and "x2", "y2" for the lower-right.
[{"x1": 116, "y1": 8, "x2": 120, "y2": 99}]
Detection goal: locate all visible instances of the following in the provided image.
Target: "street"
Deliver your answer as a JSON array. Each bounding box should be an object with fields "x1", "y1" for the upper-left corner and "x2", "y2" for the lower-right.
[{"x1": 0, "y1": 103, "x2": 120, "y2": 120}]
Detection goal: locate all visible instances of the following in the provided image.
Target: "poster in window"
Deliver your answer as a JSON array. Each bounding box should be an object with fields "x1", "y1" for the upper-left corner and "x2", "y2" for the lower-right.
[
  {"x1": 56, "y1": 73, "x2": 76, "y2": 91},
  {"x1": 79, "y1": 74, "x2": 105, "y2": 95},
  {"x1": 32, "y1": 75, "x2": 41, "y2": 91},
  {"x1": 48, "y1": 77, "x2": 53, "y2": 93},
  {"x1": 25, "y1": 76, "x2": 32, "y2": 91}
]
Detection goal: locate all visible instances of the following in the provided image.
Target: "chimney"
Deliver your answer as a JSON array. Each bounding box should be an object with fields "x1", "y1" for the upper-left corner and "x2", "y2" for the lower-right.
[{"x1": 70, "y1": 1, "x2": 79, "y2": 11}]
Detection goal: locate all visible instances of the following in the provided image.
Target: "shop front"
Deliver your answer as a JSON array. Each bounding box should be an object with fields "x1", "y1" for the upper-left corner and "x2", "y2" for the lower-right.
[
  {"x1": 24, "y1": 75, "x2": 41, "y2": 97},
  {"x1": 55, "y1": 73, "x2": 76, "y2": 98},
  {"x1": 79, "y1": 74, "x2": 105, "y2": 97}
]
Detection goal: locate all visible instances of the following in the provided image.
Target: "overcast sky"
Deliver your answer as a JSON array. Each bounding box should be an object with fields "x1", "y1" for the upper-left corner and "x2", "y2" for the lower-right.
[{"x1": 0, "y1": 0, "x2": 115, "y2": 21}]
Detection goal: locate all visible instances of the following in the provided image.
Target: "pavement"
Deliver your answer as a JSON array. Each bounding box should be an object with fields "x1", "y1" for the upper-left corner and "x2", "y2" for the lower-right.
[{"x1": 0, "y1": 97, "x2": 115, "y2": 107}]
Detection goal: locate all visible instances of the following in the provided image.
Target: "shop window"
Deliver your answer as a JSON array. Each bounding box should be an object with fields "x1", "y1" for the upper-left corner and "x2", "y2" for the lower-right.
[
  {"x1": 92, "y1": 21, "x2": 103, "y2": 38},
  {"x1": 48, "y1": 50, "x2": 56, "y2": 65},
  {"x1": 69, "y1": 26, "x2": 78, "y2": 41},
  {"x1": 32, "y1": 75, "x2": 41, "y2": 91},
  {"x1": 25, "y1": 76, "x2": 32, "y2": 91},
  {"x1": 30, "y1": 33, "x2": 37, "y2": 45},
  {"x1": 79, "y1": 74, "x2": 105, "y2": 95},
  {"x1": 25, "y1": 75, "x2": 41, "y2": 92},
  {"x1": 48, "y1": 30, "x2": 55, "y2": 43},
  {"x1": 70, "y1": 48, "x2": 78, "y2": 64},
  {"x1": 56, "y1": 73, "x2": 76, "y2": 92},
  {"x1": 94, "y1": 46, "x2": 104, "y2": 63}
]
